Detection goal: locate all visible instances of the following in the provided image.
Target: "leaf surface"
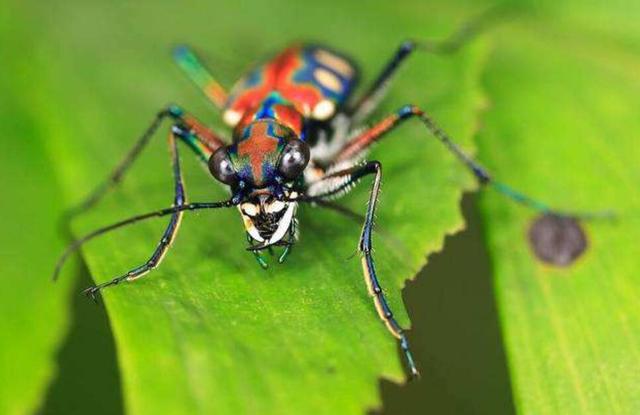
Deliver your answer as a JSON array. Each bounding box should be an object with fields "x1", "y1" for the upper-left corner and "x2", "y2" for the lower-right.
[
  {"x1": 16, "y1": 0, "x2": 490, "y2": 413},
  {"x1": 477, "y1": 3, "x2": 640, "y2": 413},
  {"x1": 0, "y1": 8, "x2": 75, "y2": 414}
]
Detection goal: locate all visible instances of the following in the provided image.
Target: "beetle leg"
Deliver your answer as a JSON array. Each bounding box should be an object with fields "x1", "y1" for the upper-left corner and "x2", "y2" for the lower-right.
[
  {"x1": 81, "y1": 127, "x2": 189, "y2": 300},
  {"x1": 348, "y1": 6, "x2": 507, "y2": 123},
  {"x1": 173, "y1": 45, "x2": 228, "y2": 110},
  {"x1": 63, "y1": 105, "x2": 226, "y2": 225},
  {"x1": 296, "y1": 161, "x2": 420, "y2": 379},
  {"x1": 76, "y1": 123, "x2": 234, "y2": 299},
  {"x1": 52, "y1": 200, "x2": 233, "y2": 282},
  {"x1": 332, "y1": 105, "x2": 611, "y2": 220}
]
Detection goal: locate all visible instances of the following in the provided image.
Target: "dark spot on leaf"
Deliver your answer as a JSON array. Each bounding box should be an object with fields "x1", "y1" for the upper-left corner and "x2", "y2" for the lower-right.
[{"x1": 528, "y1": 214, "x2": 587, "y2": 266}]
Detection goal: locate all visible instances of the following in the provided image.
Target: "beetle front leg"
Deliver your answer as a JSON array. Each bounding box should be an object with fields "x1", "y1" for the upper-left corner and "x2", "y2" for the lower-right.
[
  {"x1": 299, "y1": 161, "x2": 420, "y2": 378},
  {"x1": 356, "y1": 161, "x2": 420, "y2": 378},
  {"x1": 83, "y1": 127, "x2": 189, "y2": 300}
]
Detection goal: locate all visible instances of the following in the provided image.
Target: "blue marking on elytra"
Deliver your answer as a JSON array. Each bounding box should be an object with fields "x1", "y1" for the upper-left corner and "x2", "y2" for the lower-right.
[
  {"x1": 303, "y1": 46, "x2": 354, "y2": 103},
  {"x1": 292, "y1": 50, "x2": 346, "y2": 102},
  {"x1": 255, "y1": 92, "x2": 286, "y2": 120},
  {"x1": 244, "y1": 69, "x2": 262, "y2": 88},
  {"x1": 256, "y1": 101, "x2": 275, "y2": 119}
]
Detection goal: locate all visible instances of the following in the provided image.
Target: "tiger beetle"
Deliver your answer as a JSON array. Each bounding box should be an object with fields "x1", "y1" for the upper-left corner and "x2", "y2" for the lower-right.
[{"x1": 53, "y1": 11, "x2": 608, "y2": 379}]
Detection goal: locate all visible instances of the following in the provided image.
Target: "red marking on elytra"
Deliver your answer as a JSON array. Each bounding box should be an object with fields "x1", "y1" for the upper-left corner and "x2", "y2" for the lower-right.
[
  {"x1": 273, "y1": 104, "x2": 303, "y2": 135},
  {"x1": 227, "y1": 45, "x2": 327, "y2": 120},
  {"x1": 282, "y1": 86, "x2": 323, "y2": 115}
]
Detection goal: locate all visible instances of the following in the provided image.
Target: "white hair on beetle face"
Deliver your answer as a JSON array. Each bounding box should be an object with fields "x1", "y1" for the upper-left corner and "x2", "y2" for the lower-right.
[{"x1": 238, "y1": 196, "x2": 297, "y2": 246}]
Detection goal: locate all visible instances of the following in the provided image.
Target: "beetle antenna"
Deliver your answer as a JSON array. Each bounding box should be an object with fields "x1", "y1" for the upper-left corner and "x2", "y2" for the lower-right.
[{"x1": 52, "y1": 200, "x2": 233, "y2": 282}]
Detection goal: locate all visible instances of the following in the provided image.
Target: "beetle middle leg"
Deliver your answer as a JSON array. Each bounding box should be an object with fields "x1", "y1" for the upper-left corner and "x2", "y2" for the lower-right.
[
  {"x1": 333, "y1": 104, "x2": 608, "y2": 219},
  {"x1": 63, "y1": 105, "x2": 225, "y2": 225}
]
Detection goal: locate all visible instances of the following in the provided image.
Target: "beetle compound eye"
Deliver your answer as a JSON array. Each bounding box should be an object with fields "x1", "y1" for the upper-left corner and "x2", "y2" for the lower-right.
[
  {"x1": 209, "y1": 147, "x2": 238, "y2": 185},
  {"x1": 278, "y1": 139, "x2": 310, "y2": 180}
]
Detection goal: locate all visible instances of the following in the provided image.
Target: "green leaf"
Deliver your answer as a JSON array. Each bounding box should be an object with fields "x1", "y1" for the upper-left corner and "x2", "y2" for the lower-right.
[
  {"x1": 14, "y1": 0, "x2": 491, "y2": 413},
  {"x1": 0, "y1": 8, "x2": 76, "y2": 414},
  {"x1": 477, "y1": 5, "x2": 640, "y2": 414}
]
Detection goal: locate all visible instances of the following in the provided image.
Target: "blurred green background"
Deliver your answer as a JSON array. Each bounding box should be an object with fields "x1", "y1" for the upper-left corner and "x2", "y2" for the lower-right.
[{"x1": 1, "y1": 0, "x2": 638, "y2": 414}]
